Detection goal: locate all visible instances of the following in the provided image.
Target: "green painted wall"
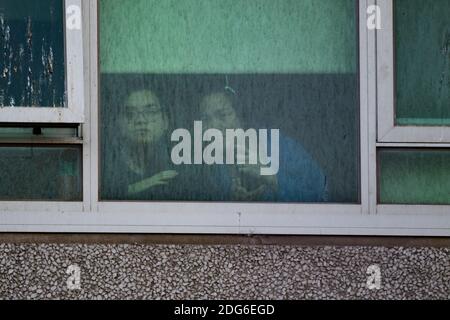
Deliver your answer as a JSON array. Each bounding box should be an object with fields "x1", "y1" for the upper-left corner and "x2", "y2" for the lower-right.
[
  {"x1": 99, "y1": 0, "x2": 357, "y2": 74},
  {"x1": 379, "y1": 150, "x2": 450, "y2": 205}
]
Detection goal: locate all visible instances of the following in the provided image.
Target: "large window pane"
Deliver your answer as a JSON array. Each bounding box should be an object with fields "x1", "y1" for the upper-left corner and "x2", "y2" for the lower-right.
[
  {"x1": 0, "y1": 0, "x2": 65, "y2": 107},
  {"x1": 99, "y1": 0, "x2": 360, "y2": 203},
  {"x1": 379, "y1": 149, "x2": 450, "y2": 205},
  {"x1": 0, "y1": 145, "x2": 82, "y2": 201},
  {"x1": 395, "y1": 0, "x2": 450, "y2": 126}
]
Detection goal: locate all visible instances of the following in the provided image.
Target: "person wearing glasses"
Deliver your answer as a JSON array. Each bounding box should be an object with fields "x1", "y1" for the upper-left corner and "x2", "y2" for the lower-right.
[{"x1": 102, "y1": 88, "x2": 179, "y2": 200}]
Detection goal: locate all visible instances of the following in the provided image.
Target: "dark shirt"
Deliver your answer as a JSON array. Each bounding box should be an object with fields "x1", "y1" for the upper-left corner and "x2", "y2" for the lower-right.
[
  {"x1": 101, "y1": 133, "x2": 327, "y2": 202},
  {"x1": 101, "y1": 138, "x2": 183, "y2": 201}
]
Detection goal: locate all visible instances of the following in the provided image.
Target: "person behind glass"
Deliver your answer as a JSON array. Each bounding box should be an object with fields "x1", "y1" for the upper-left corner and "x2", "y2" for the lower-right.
[
  {"x1": 113, "y1": 89, "x2": 178, "y2": 199},
  {"x1": 199, "y1": 90, "x2": 328, "y2": 202}
]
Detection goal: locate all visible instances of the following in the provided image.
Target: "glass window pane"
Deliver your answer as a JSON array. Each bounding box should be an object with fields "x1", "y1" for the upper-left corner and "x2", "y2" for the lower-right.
[
  {"x1": 379, "y1": 149, "x2": 450, "y2": 205},
  {"x1": 395, "y1": 0, "x2": 450, "y2": 126},
  {"x1": 99, "y1": 0, "x2": 360, "y2": 203},
  {"x1": 0, "y1": 0, "x2": 65, "y2": 107},
  {"x1": 0, "y1": 145, "x2": 82, "y2": 201}
]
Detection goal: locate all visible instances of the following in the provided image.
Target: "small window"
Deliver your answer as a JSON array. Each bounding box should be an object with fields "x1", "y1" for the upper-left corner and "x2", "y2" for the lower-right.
[
  {"x1": 376, "y1": 0, "x2": 450, "y2": 211},
  {"x1": 378, "y1": 148, "x2": 450, "y2": 205},
  {"x1": 394, "y1": 0, "x2": 450, "y2": 127},
  {"x1": 0, "y1": 0, "x2": 84, "y2": 123},
  {"x1": 0, "y1": 144, "x2": 82, "y2": 201},
  {"x1": 99, "y1": 0, "x2": 360, "y2": 203}
]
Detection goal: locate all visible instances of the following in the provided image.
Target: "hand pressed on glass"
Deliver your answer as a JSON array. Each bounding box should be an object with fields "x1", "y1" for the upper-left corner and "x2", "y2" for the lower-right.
[
  {"x1": 128, "y1": 170, "x2": 179, "y2": 195},
  {"x1": 231, "y1": 165, "x2": 278, "y2": 201}
]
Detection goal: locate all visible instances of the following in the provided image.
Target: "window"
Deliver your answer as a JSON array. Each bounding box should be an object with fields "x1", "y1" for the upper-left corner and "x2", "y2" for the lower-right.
[
  {"x1": 0, "y1": 0, "x2": 84, "y2": 123},
  {"x1": 99, "y1": 0, "x2": 360, "y2": 203},
  {"x1": 0, "y1": 0, "x2": 85, "y2": 204},
  {"x1": 377, "y1": 0, "x2": 450, "y2": 142},
  {"x1": 0, "y1": 143, "x2": 82, "y2": 201},
  {"x1": 379, "y1": 148, "x2": 450, "y2": 205},
  {"x1": 394, "y1": 0, "x2": 450, "y2": 127},
  {"x1": 376, "y1": 0, "x2": 450, "y2": 208}
]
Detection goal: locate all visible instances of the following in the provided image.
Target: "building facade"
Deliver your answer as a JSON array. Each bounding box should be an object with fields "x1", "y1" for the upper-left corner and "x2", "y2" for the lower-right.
[{"x1": 0, "y1": 0, "x2": 449, "y2": 236}]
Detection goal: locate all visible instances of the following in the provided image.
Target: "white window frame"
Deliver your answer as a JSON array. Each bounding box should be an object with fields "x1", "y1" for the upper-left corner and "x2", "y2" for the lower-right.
[
  {"x1": 0, "y1": 0, "x2": 85, "y2": 124},
  {"x1": 0, "y1": 0, "x2": 449, "y2": 236},
  {"x1": 377, "y1": 0, "x2": 450, "y2": 143},
  {"x1": 375, "y1": 0, "x2": 450, "y2": 220}
]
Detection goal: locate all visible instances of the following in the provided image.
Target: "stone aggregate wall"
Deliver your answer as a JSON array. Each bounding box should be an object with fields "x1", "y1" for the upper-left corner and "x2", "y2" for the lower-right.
[{"x1": 0, "y1": 243, "x2": 449, "y2": 300}]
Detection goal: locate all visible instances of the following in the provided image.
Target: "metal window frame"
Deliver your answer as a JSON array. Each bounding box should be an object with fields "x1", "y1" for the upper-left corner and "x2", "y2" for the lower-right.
[
  {"x1": 0, "y1": 0, "x2": 85, "y2": 124},
  {"x1": 375, "y1": 0, "x2": 450, "y2": 220},
  {"x1": 0, "y1": 0, "x2": 449, "y2": 236},
  {"x1": 376, "y1": 0, "x2": 450, "y2": 143},
  {"x1": 92, "y1": 0, "x2": 368, "y2": 230}
]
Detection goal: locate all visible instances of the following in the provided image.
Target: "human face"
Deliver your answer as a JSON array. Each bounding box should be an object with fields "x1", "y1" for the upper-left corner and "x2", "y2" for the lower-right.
[
  {"x1": 199, "y1": 92, "x2": 240, "y2": 132},
  {"x1": 120, "y1": 90, "x2": 168, "y2": 144}
]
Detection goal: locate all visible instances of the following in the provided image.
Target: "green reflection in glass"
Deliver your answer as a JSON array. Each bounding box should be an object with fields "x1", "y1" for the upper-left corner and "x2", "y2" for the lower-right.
[
  {"x1": 0, "y1": 146, "x2": 82, "y2": 201},
  {"x1": 395, "y1": 0, "x2": 450, "y2": 126},
  {"x1": 100, "y1": 0, "x2": 357, "y2": 74},
  {"x1": 379, "y1": 149, "x2": 450, "y2": 205}
]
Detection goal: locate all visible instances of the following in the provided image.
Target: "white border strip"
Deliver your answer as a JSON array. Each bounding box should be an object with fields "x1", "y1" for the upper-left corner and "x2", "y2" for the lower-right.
[{"x1": 0, "y1": 210, "x2": 449, "y2": 236}]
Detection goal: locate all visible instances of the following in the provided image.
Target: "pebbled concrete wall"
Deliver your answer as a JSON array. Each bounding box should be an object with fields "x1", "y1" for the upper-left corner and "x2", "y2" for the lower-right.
[{"x1": 0, "y1": 243, "x2": 449, "y2": 300}]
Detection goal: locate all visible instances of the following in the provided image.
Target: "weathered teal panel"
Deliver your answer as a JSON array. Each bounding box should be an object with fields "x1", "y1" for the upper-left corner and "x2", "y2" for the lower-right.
[{"x1": 0, "y1": 0, "x2": 66, "y2": 107}]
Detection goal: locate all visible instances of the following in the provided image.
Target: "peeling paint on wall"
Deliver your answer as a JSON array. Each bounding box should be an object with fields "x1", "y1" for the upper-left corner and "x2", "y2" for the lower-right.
[{"x1": 0, "y1": 0, "x2": 65, "y2": 108}]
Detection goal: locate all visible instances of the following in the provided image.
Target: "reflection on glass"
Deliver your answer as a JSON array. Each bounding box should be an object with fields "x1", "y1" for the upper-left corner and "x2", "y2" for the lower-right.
[
  {"x1": 100, "y1": 0, "x2": 360, "y2": 203},
  {"x1": 379, "y1": 149, "x2": 450, "y2": 205},
  {"x1": 0, "y1": 146, "x2": 82, "y2": 201},
  {"x1": 0, "y1": 0, "x2": 65, "y2": 107},
  {"x1": 395, "y1": 0, "x2": 450, "y2": 126}
]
